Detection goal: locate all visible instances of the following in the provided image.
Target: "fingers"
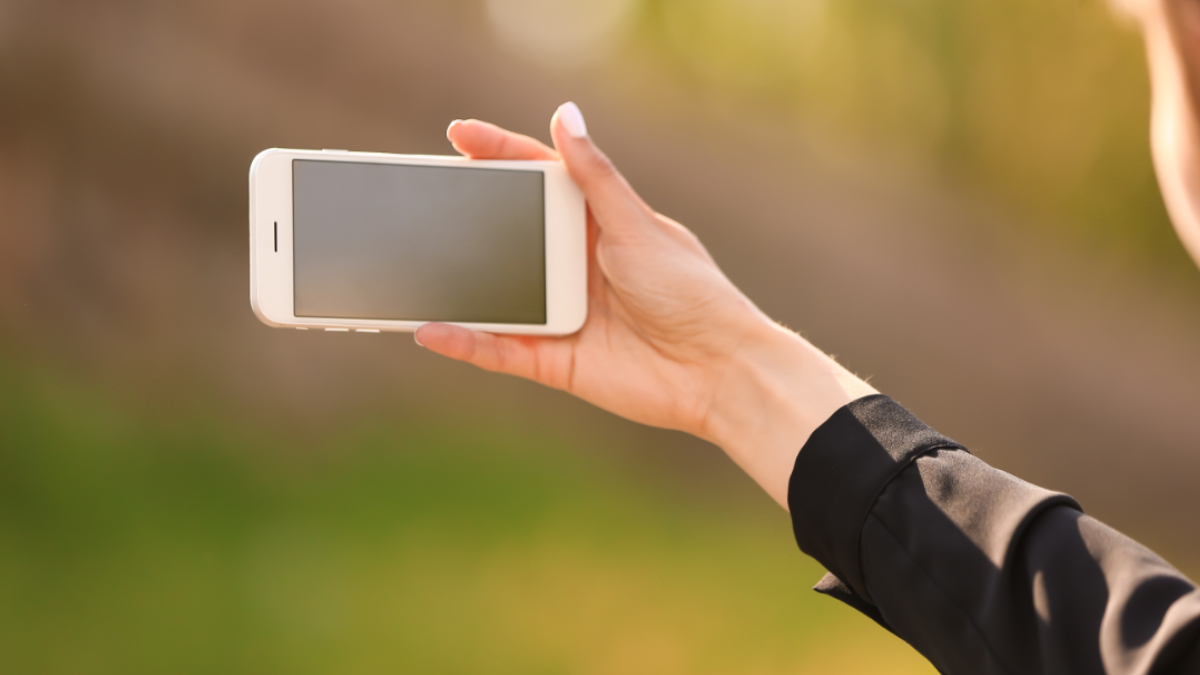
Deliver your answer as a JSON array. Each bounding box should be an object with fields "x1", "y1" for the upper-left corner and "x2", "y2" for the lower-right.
[
  {"x1": 550, "y1": 102, "x2": 655, "y2": 239},
  {"x1": 447, "y1": 119, "x2": 558, "y2": 161},
  {"x1": 414, "y1": 322, "x2": 541, "y2": 380},
  {"x1": 445, "y1": 107, "x2": 656, "y2": 242}
]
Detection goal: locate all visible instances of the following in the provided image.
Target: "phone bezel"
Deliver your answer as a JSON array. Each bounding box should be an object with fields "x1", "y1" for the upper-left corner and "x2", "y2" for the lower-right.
[{"x1": 249, "y1": 148, "x2": 588, "y2": 335}]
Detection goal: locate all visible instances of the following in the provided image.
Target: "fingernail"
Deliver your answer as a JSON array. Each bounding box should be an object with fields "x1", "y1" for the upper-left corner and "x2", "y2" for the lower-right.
[
  {"x1": 446, "y1": 119, "x2": 464, "y2": 141},
  {"x1": 557, "y1": 102, "x2": 588, "y2": 138},
  {"x1": 413, "y1": 328, "x2": 426, "y2": 347}
]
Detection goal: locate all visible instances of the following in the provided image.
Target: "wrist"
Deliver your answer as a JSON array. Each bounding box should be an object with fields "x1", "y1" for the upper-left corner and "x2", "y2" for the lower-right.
[{"x1": 702, "y1": 322, "x2": 877, "y2": 509}]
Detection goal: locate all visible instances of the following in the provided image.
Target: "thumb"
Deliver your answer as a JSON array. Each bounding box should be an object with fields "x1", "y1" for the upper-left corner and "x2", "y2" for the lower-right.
[{"x1": 551, "y1": 102, "x2": 654, "y2": 237}]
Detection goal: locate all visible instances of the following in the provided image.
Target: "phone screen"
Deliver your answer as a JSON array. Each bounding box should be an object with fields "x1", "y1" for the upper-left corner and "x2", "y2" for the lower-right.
[{"x1": 291, "y1": 160, "x2": 547, "y2": 324}]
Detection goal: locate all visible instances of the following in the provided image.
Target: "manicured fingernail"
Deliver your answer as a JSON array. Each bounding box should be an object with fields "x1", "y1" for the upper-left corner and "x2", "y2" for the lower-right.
[
  {"x1": 446, "y1": 119, "x2": 464, "y2": 141},
  {"x1": 558, "y1": 102, "x2": 587, "y2": 138},
  {"x1": 413, "y1": 328, "x2": 426, "y2": 347}
]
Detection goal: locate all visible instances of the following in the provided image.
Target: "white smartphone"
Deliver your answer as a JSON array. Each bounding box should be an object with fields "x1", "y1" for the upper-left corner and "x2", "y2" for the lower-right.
[{"x1": 249, "y1": 148, "x2": 587, "y2": 335}]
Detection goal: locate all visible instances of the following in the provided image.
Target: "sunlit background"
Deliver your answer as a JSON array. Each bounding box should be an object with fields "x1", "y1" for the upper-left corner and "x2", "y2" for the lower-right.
[{"x1": 2, "y1": 1, "x2": 1198, "y2": 673}]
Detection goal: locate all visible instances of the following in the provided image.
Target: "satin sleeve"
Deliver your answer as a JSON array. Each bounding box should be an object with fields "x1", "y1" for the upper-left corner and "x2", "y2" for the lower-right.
[{"x1": 787, "y1": 395, "x2": 1200, "y2": 674}]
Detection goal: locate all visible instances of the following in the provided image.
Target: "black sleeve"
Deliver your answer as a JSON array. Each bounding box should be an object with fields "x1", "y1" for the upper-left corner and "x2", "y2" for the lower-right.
[{"x1": 787, "y1": 394, "x2": 1200, "y2": 674}]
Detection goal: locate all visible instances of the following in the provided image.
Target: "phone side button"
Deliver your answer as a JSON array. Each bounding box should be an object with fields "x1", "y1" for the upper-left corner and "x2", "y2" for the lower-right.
[
  {"x1": 324, "y1": 328, "x2": 350, "y2": 332},
  {"x1": 356, "y1": 329, "x2": 381, "y2": 333}
]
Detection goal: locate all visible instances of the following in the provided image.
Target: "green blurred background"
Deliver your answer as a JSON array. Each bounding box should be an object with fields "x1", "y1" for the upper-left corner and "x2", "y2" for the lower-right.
[{"x1": 1, "y1": 0, "x2": 1198, "y2": 672}]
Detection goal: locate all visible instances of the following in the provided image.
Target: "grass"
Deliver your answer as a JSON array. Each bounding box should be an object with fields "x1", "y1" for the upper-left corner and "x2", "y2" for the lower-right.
[{"x1": 0, "y1": 362, "x2": 936, "y2": 674}]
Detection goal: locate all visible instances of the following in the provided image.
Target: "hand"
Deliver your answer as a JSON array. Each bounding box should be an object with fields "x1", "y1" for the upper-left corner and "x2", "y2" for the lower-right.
[
  {"x1": 420, "y1": 104, "x2": 771, "y2": 436},
  {"x1": 416, "y1": 103, "x2": 875, "y2": 507}
]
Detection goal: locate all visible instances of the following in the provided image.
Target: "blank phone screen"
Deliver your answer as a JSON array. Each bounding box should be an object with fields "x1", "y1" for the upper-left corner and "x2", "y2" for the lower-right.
[{"x1": 292, "y1": 159, "x2": 547, "y2": 324}]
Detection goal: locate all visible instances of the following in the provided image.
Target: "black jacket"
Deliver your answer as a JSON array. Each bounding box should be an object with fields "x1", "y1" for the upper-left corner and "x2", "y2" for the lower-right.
[{"x1": 788, "y1": 395, "x2": 1200, "y2": 674}]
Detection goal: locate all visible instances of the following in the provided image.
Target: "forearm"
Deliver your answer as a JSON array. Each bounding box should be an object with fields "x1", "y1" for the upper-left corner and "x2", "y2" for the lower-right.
[
  {"x1": 791, "y1": 396, "x2": 1200, "y2": 674},
  {"x1": 702, "y1": 322, "x2": 876, "y2": 509}
]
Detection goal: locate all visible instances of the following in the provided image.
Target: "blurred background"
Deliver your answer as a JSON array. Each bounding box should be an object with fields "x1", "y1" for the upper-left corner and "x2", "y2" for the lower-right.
[{"x1": 1, "y1": 0, "x2": 1197, "y2": 672}]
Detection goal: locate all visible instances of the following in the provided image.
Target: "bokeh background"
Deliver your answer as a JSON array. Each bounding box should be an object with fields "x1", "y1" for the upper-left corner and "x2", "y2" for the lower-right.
[{"x1": 1, "y1": 0, "x2": 1198, "y2": 673}]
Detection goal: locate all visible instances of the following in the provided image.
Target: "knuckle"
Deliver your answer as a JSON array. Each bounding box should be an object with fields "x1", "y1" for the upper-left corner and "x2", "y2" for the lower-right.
[
  {"x1": 491, "y1": 134, "x2": 511, "y2": 158},
  {"x1": 583, "y1": 150, "x2": 618, "y2": 182}
]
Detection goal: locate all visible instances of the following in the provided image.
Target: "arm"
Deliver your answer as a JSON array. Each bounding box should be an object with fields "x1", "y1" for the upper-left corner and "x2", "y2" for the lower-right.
[
  {"x1": 791, "y1": 395, "x2": 1200, "y2": 674},
  {"x1": 419, "y1": 105, "x2": 1200, "y2": 672}
]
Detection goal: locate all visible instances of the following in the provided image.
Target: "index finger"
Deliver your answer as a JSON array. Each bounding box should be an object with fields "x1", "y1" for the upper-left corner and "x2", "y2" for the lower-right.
[{"x1": 447, "y1": 119, "x2": 559, "y2": 161}]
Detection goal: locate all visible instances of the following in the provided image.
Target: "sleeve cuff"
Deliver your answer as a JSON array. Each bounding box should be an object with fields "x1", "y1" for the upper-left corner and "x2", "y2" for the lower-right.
[{"x1": 787, "y1": 394, "x2": 967, "y2": 601}]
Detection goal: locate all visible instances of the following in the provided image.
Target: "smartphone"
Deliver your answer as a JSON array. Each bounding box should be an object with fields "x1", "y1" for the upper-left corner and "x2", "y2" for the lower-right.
[{"x1": 249, "y1": 148, "x2": 587, "y2": 335}]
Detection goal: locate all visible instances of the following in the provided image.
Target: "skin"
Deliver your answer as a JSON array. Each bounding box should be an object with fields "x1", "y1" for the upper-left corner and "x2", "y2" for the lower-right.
[
  {"x1": 416, "y1": 112, "x2": 875, "y2": 509},
  {"x1": 416, "y1": 5, "x2": 1200, "y2": 509},
  {"x1": 1118, "y1": 0, "x2": 1200, "y2": 259}
]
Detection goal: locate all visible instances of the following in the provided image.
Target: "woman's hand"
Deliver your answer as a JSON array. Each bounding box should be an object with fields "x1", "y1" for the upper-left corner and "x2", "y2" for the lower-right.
[{"x1": 415, "y1": 103, "x2": 875, "y2": 507}]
